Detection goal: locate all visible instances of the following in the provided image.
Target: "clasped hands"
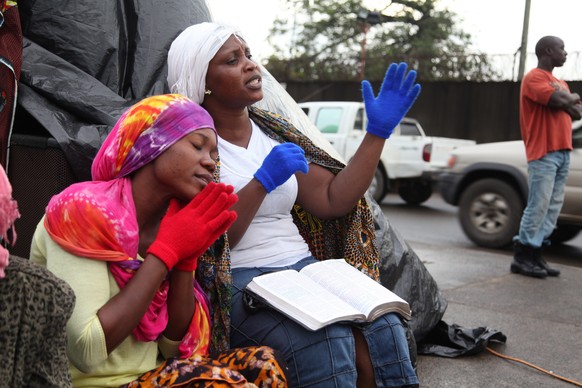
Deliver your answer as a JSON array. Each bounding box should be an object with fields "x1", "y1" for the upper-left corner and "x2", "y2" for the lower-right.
[
  {"x1": 363, "y1": 62, "x2": 422, "y2": 139},
  {"x1": 147, "y1": 182, "x2": 238, "y2": 272}
]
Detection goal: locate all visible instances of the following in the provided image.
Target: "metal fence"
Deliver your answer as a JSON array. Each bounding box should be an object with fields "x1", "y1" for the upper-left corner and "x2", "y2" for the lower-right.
[
  {"x1": 488, "y1": 51, "x2": 582, "y2": 81},
  {"x1": 285, "y1": 79, "x2": 582, "y2": 144}
]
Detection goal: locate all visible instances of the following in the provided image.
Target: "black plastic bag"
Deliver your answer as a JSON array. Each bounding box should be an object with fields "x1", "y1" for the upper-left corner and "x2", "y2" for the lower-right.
[
  {"x1": 369, "y1": 196, "x2": 506, "y2": 357},
  {"x1": 369, "y1": 195, "x2": 448, "y2": 343},
  {"x1": 417, "y1": 320, "x2": 507, "y2": 357}
]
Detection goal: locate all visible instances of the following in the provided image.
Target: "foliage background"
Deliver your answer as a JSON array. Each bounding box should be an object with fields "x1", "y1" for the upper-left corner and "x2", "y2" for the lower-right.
[{"x1": 262, "y1": 0, "x2": 582, "y2": 82}]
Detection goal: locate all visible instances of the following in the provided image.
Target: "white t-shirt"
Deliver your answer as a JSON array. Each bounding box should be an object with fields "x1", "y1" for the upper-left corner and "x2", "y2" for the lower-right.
[{"x1": 218, "y1": 120, "x2": 311, "y2": 268}]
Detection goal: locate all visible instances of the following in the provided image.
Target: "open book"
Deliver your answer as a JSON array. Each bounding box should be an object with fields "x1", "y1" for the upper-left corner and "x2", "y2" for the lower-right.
[{"x1": 245, "y1": 259, "x2": 411, "y2": 331}]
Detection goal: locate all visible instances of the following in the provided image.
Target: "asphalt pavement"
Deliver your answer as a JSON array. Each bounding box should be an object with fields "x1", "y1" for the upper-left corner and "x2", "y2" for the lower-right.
[{"x1": 412, "y1": 241, "x2": 582, "y2": 388}]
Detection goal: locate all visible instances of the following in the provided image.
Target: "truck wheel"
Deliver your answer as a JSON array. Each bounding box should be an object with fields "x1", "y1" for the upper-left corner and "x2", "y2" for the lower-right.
[
  {"x1": 548, "y1": 225, "x2": 580, "y2": 244},
  {"x1": 459, "y1": 179, "x2": 523, "y2": 248},
  {"x1": 369, "y1": 166, "x2": 388, "y2": 203},
  {"x1": 398, "y1": 180, "x2": 432, "y2": 205}
]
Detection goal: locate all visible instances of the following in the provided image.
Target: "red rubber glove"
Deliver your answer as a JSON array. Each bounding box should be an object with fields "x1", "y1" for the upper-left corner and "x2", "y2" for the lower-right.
[
  {"x1": 174, "y1": 184, "x2": 238, "y2": 271},
  {"x1": 173, "y1": 255, "x2": 200, "y2": 272},
  {"x1": 147, "y1": 182, "x2": 238, "y2": 270}
]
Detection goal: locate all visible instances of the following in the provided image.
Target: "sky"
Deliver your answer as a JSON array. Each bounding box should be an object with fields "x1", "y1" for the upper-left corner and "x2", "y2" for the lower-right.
[{"x1": 207, "y1": 0, "x2": 582, "y2": 80}]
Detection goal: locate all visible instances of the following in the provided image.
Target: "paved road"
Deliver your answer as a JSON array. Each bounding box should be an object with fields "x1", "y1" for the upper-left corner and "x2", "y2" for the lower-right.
[
  {"x1": 380, "y1": 193, "x2": 582, "y2": 268},
  {"x1": 378, "y1": 193, "x2": 582, "y2": 388}
]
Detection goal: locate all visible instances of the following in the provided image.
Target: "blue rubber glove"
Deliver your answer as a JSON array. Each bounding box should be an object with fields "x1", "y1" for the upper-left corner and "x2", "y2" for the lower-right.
[
  {"x1": 362, "y1": 62, "x2": 421, "y2": 139},
  {"x1": 254, "y1": 143, "x2": 309, "y2": 193}
]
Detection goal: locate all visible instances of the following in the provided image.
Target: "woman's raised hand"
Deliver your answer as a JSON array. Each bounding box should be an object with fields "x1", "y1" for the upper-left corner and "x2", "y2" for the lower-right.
[
  {"x1": 362, "y1": 62, "x2": 421, "y2": 139},
  {"x1": 147, "y1": 182, "x2": 238, "y2": 270}
]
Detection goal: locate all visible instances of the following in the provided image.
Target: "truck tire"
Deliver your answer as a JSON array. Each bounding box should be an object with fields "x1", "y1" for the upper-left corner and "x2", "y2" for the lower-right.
[
  {"x1": 398, "y1": 180, "x2": 432, "y2": 205},
  {"x1": 458, "y1": 178, "x2": 523, "y2": 248},
  {"x1": 369, "y1": 166, "x2": 388, "y2": 203}
]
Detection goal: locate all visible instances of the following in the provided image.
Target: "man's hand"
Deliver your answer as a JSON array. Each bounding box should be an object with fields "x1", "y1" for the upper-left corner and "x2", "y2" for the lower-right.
[{"x1": 567, "y1": 103, "x2": 582, "y2": 121}]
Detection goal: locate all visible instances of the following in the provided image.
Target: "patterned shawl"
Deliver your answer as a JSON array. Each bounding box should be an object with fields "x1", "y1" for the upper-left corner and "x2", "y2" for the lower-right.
[
  {"x1": 44, "y1": 94, "x2": 216, "y2": 358},
  {"x1": 198, "y1": 106, "x2": 380, "y2": 353}
]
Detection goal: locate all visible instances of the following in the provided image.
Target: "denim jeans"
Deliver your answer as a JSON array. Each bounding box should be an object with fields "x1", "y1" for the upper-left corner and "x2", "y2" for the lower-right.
[
  {"x1": 515, "y1": 150, "x2": 570, "y2": 248},
  {"x1": 230, "y1": 257, "x2": 419, "y2": 387}
]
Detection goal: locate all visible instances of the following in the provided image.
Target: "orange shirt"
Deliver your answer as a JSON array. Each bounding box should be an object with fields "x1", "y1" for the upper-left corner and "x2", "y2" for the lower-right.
[{"x1": 519, "y1": 68, "x2": 573, "y2": 161}]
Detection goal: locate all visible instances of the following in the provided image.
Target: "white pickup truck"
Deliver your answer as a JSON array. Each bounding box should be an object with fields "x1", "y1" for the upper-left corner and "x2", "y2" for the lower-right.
[{"x1": 298, "y1": 101, "x2": 476, "y2": 204}]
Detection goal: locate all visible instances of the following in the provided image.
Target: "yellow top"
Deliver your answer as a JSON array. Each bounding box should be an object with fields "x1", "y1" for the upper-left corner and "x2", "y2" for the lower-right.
[{"x1": 30, "y1": 219, "x2": 180, "y2": 387}]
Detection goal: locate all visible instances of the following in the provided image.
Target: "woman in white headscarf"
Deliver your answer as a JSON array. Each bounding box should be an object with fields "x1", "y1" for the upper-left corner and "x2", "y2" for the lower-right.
[{"x1": 168, "y1": 22, "x2": 421, "y2": 388}]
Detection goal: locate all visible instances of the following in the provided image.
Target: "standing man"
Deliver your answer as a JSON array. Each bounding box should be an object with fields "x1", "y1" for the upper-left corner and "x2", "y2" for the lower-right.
[{"x1": 511, "y1": 36, "x2": 582, "y2": 278}]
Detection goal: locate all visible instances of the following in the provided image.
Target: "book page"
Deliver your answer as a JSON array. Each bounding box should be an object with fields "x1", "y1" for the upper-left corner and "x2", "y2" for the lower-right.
[
  {"x1": 246, "y1": 269, "x2": 365, "y2": 331},
  {"x1": 300, "y1": 259, "x2": 410, "y2": 320}
]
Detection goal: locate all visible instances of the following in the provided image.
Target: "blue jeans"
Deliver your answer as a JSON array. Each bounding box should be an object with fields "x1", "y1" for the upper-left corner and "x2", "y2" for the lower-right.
[
  {"x1": 230, "y1": 257, "x2": 419, "y2": 388},
  {"x1": 515, "y1": 150, "x2": 570, "y2": 248}
]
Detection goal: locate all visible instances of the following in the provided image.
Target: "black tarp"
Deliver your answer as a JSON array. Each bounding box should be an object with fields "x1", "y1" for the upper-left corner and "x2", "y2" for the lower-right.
[
  {"x1": 0, "y1": 2, "x2": 22, "y2": 167},
  {"x1": 17, "y1": 0, "x2": 212, "y2": 181},
  {"x1": 369, "y1": 196, "x2": 447, "y2": 342}
]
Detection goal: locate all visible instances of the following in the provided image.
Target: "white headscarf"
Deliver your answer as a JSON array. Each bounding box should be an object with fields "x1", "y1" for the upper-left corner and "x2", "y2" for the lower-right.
[
  {"x1": 167, "y1": 22, "x2": 342, "y2": 160},
  {"x1": 167, "y1": 22, "x2": 239, "y2": 104}
]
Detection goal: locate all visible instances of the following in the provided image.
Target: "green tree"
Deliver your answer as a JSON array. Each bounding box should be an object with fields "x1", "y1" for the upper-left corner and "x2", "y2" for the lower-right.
[{"x1": 264, "y1": 0, "x2": 499, "y2": 81}]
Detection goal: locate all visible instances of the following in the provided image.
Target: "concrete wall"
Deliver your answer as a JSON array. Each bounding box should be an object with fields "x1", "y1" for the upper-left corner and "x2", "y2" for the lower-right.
[{"x1": 285, "y1": 80, "x2": 582, "y2": 144}]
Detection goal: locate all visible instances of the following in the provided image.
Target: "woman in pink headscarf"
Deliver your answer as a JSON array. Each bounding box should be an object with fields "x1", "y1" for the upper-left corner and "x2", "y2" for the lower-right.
[
  {"x1": 0, "y1": 165, "x2": 19, "y2": 278},
  {"x1": 0, "y1": 165, "x2": 75, "y2": 387},
  {"x1": 30, "y1": 94, "x2": 288, "y2": 387}
]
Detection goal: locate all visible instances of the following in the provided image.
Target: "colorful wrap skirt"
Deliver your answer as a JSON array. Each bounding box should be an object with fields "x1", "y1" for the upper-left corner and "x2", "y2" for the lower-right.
[{"x1": 121, "y1": 346, "x2": 288, "y2": 387}]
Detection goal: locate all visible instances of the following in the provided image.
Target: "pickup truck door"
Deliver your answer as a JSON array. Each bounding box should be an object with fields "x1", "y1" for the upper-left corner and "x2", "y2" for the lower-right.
[
  {"x1": 342, "y1": 107, "x2": 366, "y2": 161},
  {"x1": 312, "y1": 106, "x2": 359, "y2": 161},
  {"x1": 341, "y1": 112, "x2": 427, "y2": 180},
  {"x1": 560, "y1": 128, "x2": 582, "y2": 222},
  {"x1": 383, "y1": 120, "x2": 428, "y2": 179}
]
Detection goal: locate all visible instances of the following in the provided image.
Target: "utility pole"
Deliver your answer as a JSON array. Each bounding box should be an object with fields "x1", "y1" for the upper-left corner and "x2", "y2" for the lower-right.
[
  {"x1": 357, "y1": 8, "x2": 382, "y2": 81},
  {"x1": 359, "y1": 23, "x2": 369, "y2": 81},
  {"x1": 517, "y1": 0, "x2": 531, "y2": 80}
]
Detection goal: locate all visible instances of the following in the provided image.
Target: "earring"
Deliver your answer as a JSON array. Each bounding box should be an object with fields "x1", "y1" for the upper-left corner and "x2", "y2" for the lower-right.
[{"x1": 204, "y1": 89, "x2": 212, "y2": 95}]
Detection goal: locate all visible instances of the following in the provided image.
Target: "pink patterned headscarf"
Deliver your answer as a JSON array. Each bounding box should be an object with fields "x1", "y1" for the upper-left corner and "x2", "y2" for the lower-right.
[
  {"x1": 92, "y1": 93, "x2": 217, "y2": 180},
  {"x1": 0, "y1": 167, "x2": 20, "y2": 278},
  {"x1": 44, "y1": 94, "x2": 215, "y2": 357}
]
